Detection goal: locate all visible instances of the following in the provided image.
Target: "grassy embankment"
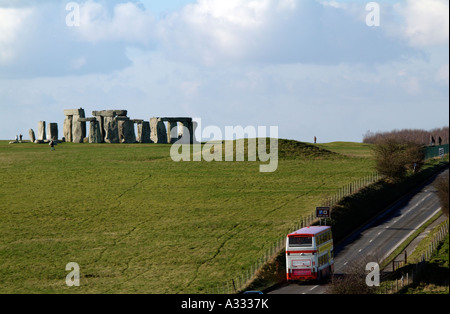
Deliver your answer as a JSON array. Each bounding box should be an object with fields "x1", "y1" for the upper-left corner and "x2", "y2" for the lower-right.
[{"x1": 0, "y1": 139, "x2": 374, "y2": 293}]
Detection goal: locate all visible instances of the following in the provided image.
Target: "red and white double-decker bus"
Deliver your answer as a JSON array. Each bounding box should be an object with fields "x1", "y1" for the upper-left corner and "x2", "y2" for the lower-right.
[{"x1": 286, "y1": 226, "x2": 334, "y2": 282}]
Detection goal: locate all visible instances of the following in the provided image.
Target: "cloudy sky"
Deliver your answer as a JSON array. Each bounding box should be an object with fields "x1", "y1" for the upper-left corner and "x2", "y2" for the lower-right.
[{"x1": 0, "y1": 0, "x2": 448, "y2": 142}]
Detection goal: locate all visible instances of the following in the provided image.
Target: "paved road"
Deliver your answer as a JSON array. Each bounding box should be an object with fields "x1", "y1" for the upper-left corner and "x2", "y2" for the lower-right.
[{"x1": 269, "y1": 168, "x2": 448, "y2": 294}]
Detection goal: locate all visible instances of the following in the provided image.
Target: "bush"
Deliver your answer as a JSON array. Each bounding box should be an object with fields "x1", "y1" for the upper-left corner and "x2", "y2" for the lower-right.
[
  {"x1": 373, "y1": 139, "x2": 424, "y2": 182},
  {"x1": 435, "y1": 172, "x2": 449, "y2": 217}
]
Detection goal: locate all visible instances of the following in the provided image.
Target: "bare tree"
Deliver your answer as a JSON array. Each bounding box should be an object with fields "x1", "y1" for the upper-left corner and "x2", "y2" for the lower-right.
[{"x1": 364, "y1": 127, "x2": 449, "y2": 145}]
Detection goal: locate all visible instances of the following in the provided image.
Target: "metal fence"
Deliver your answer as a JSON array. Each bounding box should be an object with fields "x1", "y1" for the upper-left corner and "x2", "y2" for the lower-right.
[
  {"x1": 380, "y1": 220, "x2": 449, "y2": 294},
  {"x1": 424, "y1": 144, "x2": 449, "y2": 160},
  {"x1": 323, "y1": 172, "x2": 380, "y2": 209}
]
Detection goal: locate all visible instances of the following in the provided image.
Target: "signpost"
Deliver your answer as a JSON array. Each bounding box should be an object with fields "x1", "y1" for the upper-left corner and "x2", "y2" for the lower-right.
[{"x1": 316, "y1": 207, "x2": 331, "y2": 225}]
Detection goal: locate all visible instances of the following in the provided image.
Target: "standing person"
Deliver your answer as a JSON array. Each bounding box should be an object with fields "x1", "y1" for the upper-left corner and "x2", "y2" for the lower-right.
[
  {"x1": 50, "y1": 139, "x2": 55, "y2": 151},
  {"x1": 314, "y1": 136, "x2": 317, "y2": 144},
  {"x1": 19, "y1": 134, "x2": 23, "y2": 143}
]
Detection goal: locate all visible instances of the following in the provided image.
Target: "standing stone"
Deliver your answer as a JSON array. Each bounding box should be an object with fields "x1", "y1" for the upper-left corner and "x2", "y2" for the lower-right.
[
  {"x1": 103, "y1": 116, "x2": 119, "y2": 143},
  {"x1": 72, "y1": 109, "x2": 86, "y2": 143},
  {"x1": 38, "y1": 121, "x2": 46, "y2": 141},
  {"x1": 118, "y1": 118, "x2": 136, "y2": 143},
  {"x1": 47, "y1": 123, "x2": 58, "y2": 141},
  {"x1": 63, "y1": 116, "x2": 73, "y2": 143},
  {"x1": 167, "y1": 121, "x2": 178, "y2": 144},
  {"x1": 29, "y1": 129, "x2": 36, "y2": 143},
  {"x1": 158, "y1": 121, "x2": 168, "y2": 144},
  {"x1": 193, "y1": 121, "x2": 199, "y2": 144},
  {"x1": 150, "y1": 118, "x2": 168, "y2": 144},
  {"x1": 89, "y1": 120, "x2": 103, "y2": 143},
  {"x1": 137, "y1": 121, "x2": 151, "y2": 143},
  {"x1": 150, "y1": 118, "x2": 158, "y2": 143},
  {"x1": 178, "y1": 121, "x2": 193, "y2": 144}
]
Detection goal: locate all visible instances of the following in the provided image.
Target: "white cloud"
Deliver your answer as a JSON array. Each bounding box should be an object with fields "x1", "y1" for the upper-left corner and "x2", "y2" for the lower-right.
[
  {"x1": 75, "y1": 1, "x2": 155, "y2": 43},
  {"x1": 0, "y1": 7, "x2": 33, "y2": 64},
  {"x1": 397, "y1": 0, "x2": 449, "y2": 47},
  {"x1": 156, "y1": 0, "x2": 279, "y2": 65},
  {"x1": 156, "y1": 0, "x2": 414, "y2": 66}
]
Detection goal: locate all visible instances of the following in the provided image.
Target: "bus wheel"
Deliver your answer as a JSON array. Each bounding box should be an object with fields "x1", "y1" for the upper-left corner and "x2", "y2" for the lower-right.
[{"x1": 317, "y1": 271, "x2": 322, "y2": 284}]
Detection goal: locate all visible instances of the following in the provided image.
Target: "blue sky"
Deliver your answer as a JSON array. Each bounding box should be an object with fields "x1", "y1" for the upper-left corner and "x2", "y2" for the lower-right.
[
  {"x1": 0, "y1": 0, "x2": 448, "y2": 142},
  {"x1": 140, "y1": 0, "x2": 195, "y2": 15}
]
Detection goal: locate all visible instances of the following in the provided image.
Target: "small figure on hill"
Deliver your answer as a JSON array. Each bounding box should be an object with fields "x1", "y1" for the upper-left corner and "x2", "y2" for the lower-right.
[
  {"x1": 50, "y1": 139, "x2": 55, "y2": 151},
  {"x1": 314, "y1": 136, "x2": 317, "y2": 144},
  {"x1": 19, "y1": 134, "x2": 23, "y2": 142}
]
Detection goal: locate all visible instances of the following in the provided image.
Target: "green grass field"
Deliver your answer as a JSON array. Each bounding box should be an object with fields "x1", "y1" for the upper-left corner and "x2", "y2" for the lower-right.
[{"x1": 0, "y1": 140, "x2": 374, "y2": 293}]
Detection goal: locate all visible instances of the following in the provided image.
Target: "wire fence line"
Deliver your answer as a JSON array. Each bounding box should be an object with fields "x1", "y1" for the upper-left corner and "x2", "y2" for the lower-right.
[
  {"x1": 206, "y1": 171, "x2": 381, "y2": 294},
  {"x1": 323, "y1": 172, "x2": 380, "y2": 209},
  {"x1": 380, "y1": 220, "x2": 449, "y2": 294}
]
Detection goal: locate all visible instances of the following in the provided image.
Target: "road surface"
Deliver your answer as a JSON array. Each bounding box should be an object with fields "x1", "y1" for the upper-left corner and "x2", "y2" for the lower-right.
[{"x1": 269, "y1": 168, "x2": 448, "y2": 294}]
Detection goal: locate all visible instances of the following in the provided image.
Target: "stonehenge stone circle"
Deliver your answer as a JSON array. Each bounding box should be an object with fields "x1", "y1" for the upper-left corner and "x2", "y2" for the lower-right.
[{"x1": 34, "y1": 108, "x2": 194, "y2": 145}]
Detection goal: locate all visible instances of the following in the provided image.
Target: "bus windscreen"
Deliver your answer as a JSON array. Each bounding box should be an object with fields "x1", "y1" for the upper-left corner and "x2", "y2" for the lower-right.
[{"x1": 289, "y1": 236, "x2": 312, "y2": 247}]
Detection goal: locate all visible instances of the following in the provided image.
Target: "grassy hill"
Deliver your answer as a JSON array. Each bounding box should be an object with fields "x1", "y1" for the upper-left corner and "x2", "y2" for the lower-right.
[{"x1": 0, "y1": 140, "x2": 374, "y2": 293}]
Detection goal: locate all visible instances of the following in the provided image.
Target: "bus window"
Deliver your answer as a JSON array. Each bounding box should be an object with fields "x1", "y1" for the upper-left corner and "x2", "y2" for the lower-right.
[{"x1": 289, "y1": 236, "x2": 312, "y2": 247}]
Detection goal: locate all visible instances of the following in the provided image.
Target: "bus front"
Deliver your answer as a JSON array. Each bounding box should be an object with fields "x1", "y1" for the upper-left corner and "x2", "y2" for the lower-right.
[{"x1": 286, "y1": 232, "x2": 317, "y2": 281}]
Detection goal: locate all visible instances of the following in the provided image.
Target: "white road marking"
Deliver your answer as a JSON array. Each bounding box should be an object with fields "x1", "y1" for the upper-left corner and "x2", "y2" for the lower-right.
[{"x1": 381, "y1": 207, "x2": 442, "y2": 261}]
